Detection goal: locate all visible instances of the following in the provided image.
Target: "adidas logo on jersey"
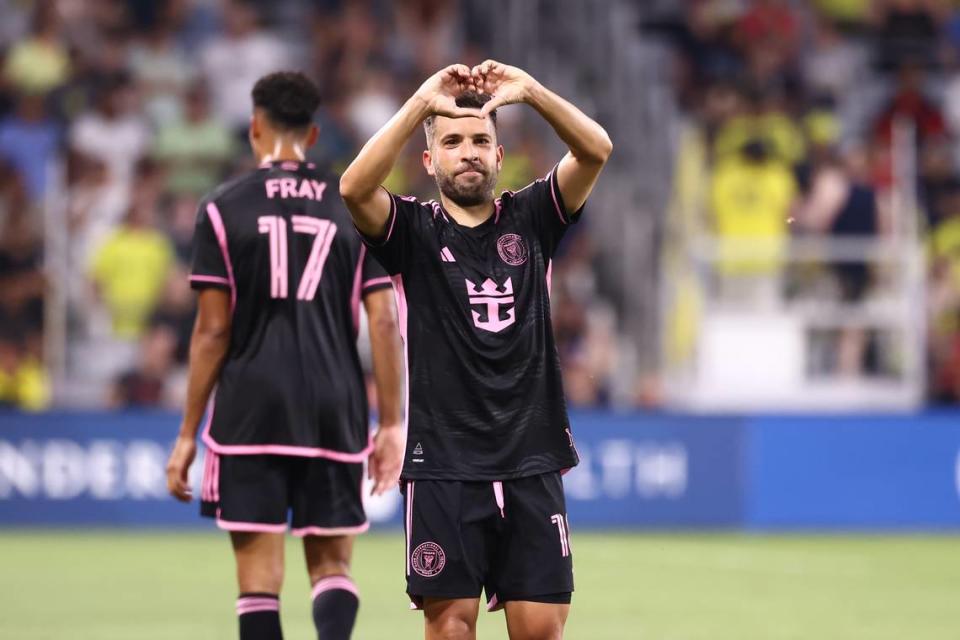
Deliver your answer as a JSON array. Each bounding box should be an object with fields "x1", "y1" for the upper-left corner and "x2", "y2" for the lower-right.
[
  {"x1": 413, "y1": 442, "x2": 423, "y2": 455},
  {"x1": 440, "y1": 247, "x2": 456, "y2": 262}
]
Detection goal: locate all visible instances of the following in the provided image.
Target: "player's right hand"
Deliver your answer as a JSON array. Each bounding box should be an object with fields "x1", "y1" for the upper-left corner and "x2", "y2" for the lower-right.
[
  {"x1": 415, "y1": 64, "x2": 482, "y2": 119},
  {"x1": 166, "y1": 434, "x2": 197, "y2": 502}
]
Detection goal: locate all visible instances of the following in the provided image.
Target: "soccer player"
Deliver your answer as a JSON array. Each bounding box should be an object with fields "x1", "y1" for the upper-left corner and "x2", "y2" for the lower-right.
[
  {"x1": 165, "y1": 71, "x2": 405, "y2": 640},
  {"x1": 340, "y1": 61, "x2": 612, "y2": 640}
]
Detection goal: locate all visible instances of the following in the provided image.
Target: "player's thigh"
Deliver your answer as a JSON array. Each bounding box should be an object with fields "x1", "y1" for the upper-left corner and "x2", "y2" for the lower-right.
[
  {"x1": 492, "y1": 473, "x2": 573, "y2": 604},
  {"x1": 302, "y1": 534, "x2": 354, "y2": 582},
  {"x1": 423, "y1": 597, "x2": 481, "y2": 640},
  {"x1": 289, "y1": 458, "x2": 367, "y2": 536},
  {"x1": 403, "y1": 480, "x2": 492, "y2": 607},
  {"x1": 230, "y1": 531, "x2": 285, "y2": 593},
  {"x1": 503, "y1": 600, "x2": 569, "y2": 640},
  {"x1": 202, "y1": 454, "x2": 290, "y2": 530}
]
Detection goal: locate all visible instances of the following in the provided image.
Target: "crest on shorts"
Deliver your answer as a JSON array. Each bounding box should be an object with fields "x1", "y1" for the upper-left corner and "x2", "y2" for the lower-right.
[
  {"x1": 411, "y1": 541, "x2": 446, "y2": 578},
  {"x1": 497, "y1": 234, "x2": 528, "y2": 266}
]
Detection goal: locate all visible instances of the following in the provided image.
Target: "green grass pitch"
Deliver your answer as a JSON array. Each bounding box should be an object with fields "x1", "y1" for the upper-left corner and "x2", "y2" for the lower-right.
[{"x1": 0, "y1": 531, "x2": 957, "y2": 639}]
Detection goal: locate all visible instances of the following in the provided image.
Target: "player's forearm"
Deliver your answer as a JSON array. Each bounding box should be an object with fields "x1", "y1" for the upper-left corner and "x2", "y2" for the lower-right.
[
  {"x1": 368, "y1": 314, "x2": 404, "y2": 429},
  {"x1": 179, "y1": 329, "x2": 230, "y2": 439},
  {"x1": 526, "y1": 82, "x2": 612, "y2": 165},
  {"x1": 341, "y1": 94, "x2": 431, "y2": 205}
]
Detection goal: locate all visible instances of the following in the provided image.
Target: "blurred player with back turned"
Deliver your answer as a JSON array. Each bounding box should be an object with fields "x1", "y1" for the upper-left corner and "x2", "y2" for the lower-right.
[
  {"x1": 341, "y1": 60, "x2": 612, "y2": 640},
  {"x1": 165, "y1": 71, "x2": 405, "y2": 640}
]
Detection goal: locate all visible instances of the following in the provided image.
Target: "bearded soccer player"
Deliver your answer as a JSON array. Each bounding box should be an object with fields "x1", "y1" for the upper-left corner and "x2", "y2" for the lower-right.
[
  {"x1": 165, "y1": 71, "x2": 405, "y2": 640},
  {"x1": 340, "y1": 61, "x2": 612, "y2": 640}
]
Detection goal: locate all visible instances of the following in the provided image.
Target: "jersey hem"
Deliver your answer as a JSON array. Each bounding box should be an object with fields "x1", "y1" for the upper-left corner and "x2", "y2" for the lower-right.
[
  {"x1": 202, "y1": 430, "x2": 375, "y2": 462},
  {"x1": 398, "y1": 461, "x2": 578, "y2": 482}
]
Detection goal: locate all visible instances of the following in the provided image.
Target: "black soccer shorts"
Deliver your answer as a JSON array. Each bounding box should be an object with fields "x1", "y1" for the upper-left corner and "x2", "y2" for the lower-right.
[
  {"x1": 402, "y1": 471, "x2": 574, "y2": 610},
  {"x1": 199, "y1": 451, "x2": 367, "y2": 536}
]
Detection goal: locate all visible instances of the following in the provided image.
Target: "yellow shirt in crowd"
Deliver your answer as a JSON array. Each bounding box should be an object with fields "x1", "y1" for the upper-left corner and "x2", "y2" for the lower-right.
[
  {"x1": 90, "y1": 227, "x2": 174, "y2": 339},
  {"x1": 0, "y1": 358, "x2": 51, "y2": 412},
  {"x1": 711, "y1": 156, "x2": 796, "y2": 275}
]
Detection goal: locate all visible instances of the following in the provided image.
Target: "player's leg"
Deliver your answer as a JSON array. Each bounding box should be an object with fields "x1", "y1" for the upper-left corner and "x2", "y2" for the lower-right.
[
  {"x1": 503, "y1": 601, "x2": 569, "y2": 640},
  {"x1": 487, "y1": 474, "x2": 574, "y2": 640},
  {"x1": 404, "y1": 481, "x2": 493, "y2": 640},
  {"x1": 291, "y1": 457, "x2": 368, "y2": 639},
  {"x1": 200, "y1": 453, "x2": 291, "y2": 640},
  {"x1": 231, "y1": 531, "x2": 286, "y2": 640},
  {"x1": 423, "y1": 597, "x2": 481, "y2": 640},
  {"x1": 302, "y1": 535, "x2": 358, "y2": 640}
]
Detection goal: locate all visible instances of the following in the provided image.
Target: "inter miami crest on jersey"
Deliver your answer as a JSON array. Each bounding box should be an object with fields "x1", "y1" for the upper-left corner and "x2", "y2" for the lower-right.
[{"x1": 359, "y1": 166, "x2": 582, "y2": 481}]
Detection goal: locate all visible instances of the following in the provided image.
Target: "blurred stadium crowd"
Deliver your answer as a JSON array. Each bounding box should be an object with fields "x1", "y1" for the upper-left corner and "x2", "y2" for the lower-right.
[
  {"x1": 4, "y1": 0, "x2": 960, "y2": 411},
  {"x1": 655, "y1": 0, "x2": 960, "y2": 405},
  {"x1": 0, "y1": 0, "x2": 607, "y2": 411}
]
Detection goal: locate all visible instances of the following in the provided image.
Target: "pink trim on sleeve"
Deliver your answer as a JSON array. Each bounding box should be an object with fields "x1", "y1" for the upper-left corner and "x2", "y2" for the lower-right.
[
  {"x1": 547, "y1": 168, "x2": 567, "y2": 225},
  {"x1": 351, "y1": 245, "x2": 366, "y2": 335},
  {"x1": 190, "y1": 274, "x2": 231, "y2": 286},
  {"x1": 204, "y1": 202, "x2": 237, "y2": 311}
]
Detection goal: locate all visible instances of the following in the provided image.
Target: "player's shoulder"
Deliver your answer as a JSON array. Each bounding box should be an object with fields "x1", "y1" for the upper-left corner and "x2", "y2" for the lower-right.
[
  {"x1": 201, "y1": 168, "x2": 266, "y2": 208},
  {"x1": 497, "y1": 171, "x2": 553, "y2": 208}
]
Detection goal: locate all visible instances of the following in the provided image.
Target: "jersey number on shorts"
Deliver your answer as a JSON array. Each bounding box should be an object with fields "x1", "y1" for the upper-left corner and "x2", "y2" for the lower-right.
[{"x1": 257, "y1": 215, "x2": 337, "y2": 301}]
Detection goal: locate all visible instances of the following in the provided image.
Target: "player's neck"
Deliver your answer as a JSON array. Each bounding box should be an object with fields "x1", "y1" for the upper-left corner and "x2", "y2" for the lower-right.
[
  {"x1": 257, "y1": 138, "x2": 307, "y2": 165},
  {"x1": 438, "y1": 193, "x2": 494, "y2": 228}
]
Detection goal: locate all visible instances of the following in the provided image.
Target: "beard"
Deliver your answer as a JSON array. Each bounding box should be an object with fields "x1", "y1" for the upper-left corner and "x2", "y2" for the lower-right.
[{"x1": 434, "y1": 162, "x2": 498, "y2": 207}]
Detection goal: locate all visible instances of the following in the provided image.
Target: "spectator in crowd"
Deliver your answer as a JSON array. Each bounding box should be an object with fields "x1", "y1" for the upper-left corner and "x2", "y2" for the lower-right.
[
  {"x1": 152, "y1": 82, "x2": 236, "y2": 196},
  {"x1": 129, "y1": 15, "x2": 195, "y2": 126},
  {"x1": 0, "y1": 326, "x2": 50, "y2": 412},
  {"x1": 109, "y1": 323, "x2": 178, "y2": 409},
  {"x1": 0, "y1": 94, "x2": 61, "y2": 202},
  {"x1": 797, "y1": 145, "x2": 880, "y2": 374},
  {"x1": 873, "y1": 0, "x2": 945, "y2": 71},
  {"x1": 927, "y1": 179, "x2": 960, "y2": 401},
  {"x1": 2, "y1": 0, "x2": 69, "y2": 95},
  {"x1": 872, "y1": 62, "x2": 946, "y2": 147},
  {"x1": 89, "y1": 197, "x2": 174, "y2": 340},
  {"x1": 149, "y1": 268, "x2": 196, "y2": 366},
  {"x1": 200, "y1": 0, "x2": 292, "y2": 134},
  {"x1": 0, "y1": 194, "x2": 45, "y2": 334},
  {"x1": 69, "y1": 72, "x2": 151, "y2": 203},
  {"x1": 710, "y1": 138, "x2": 797, "y2": 304}
]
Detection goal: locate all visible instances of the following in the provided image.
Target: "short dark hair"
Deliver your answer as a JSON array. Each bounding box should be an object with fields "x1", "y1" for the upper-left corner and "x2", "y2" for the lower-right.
[
  {"x1": 252, "y1": 71, "x2": 321, "y2": 131},
  {"x1": 423, "y1": 91, "x2": 497, "y2": 146}
]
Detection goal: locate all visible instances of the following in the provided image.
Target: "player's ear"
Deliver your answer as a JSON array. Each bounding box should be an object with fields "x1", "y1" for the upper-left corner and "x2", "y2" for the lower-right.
[
  {"x1": 496, "y1": 144, "x2": 504, "y2": 171},
  {"x1": 305, "y1": 124, "x2": 319, "y2": 149},
  {"x1": 423, "y1": 149, "x2": 435, "y2": 177}
]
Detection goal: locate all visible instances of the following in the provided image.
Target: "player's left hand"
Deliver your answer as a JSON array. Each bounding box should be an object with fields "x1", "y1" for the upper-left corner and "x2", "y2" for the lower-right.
[
  {"x1": 369, "y1": 424, "x2": 405, "y2": 496},
  {"x1": 166, "y1": 434, "x2": 197, "y2": 502},
  {"x1": 470, "y1": 60, "x2": 537, "y2": 116}
]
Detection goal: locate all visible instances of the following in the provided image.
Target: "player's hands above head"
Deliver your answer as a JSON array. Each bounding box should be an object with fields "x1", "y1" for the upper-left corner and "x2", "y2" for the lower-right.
[
  {"x1": 368, "y1": 424, "x2": 405, "y2": 496},
  {"x1": 416, "y1": 64, "x2": 482, "y2": 119},
  {"x1": 470, "y1": 60, "x2": 537, "y2": 116},
  {"x1": 166, "y1": 434, "x2": 197, "y2": 502}
]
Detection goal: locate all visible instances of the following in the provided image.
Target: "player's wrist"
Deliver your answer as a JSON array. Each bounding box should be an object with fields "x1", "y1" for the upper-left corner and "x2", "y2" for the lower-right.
[
  {"x1": 176, "y1": 424, "x2": 199, "y2": 441},
  {"x1": 522, "y1": 78, "x2": 547, "y2": 107},
  {"x1": 409, "y1": 91, "x2": 437, "y2": 118}
]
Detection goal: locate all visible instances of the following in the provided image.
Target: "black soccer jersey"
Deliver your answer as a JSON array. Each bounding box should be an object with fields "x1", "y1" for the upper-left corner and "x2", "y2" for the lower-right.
[
  {"x1": 359, "y1": 166, "x2": 581, "y2": 480},
  {"x1": 190, "y1": 160, "x2": 392, "y2": 460}
]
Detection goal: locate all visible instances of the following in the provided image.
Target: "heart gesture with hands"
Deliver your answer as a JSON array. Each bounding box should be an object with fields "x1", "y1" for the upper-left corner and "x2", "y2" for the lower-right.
[
  {"x1": 415, "y1": 64, "x2": 483, "y2": 119},
  {"x1": 471, "y1": 60, "x2": 538, "y2": 116}
]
